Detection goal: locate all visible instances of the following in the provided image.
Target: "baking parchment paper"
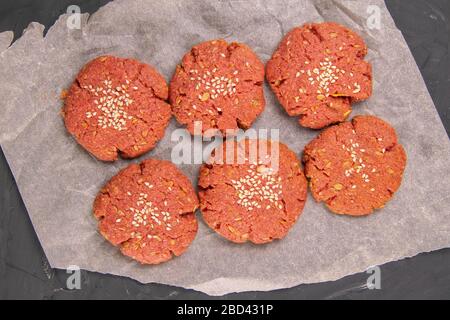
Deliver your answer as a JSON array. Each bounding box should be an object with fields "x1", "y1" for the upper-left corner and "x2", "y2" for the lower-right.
[{"x1": 1, "y1": 0, "x2": 450, "y2": 296}]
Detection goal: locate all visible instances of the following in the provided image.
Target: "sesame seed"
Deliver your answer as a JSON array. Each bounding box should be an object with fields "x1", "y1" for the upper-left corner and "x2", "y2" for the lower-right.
[
  {"x1": 231, "y1": 164, "x2": 283, "y2": 211},
  {"x1": 192, "y1": 68, "x2": 238, "y2": 101},
  {"x1": 342, "y1": 140, "x2": 371, "y2": 183},
  {"x1": 83, "y1": 78, "x2": 133, "y2": 131},
  {"x1": 128, "y1": 192, "x2": 173, "y2": 230},
  {"x1": 297, "y1": 58, "x2": 343, "y2": 97}
]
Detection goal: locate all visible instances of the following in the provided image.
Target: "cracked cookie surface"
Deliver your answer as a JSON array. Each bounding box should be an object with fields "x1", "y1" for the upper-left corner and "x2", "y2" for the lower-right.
[
  {"x1": 63, "y1": 55, "x2": 171, "y2": 161},
  {"x1": 198, "y1": 139, "x2": 307, "y2": 244},
  {"x1": 93, "y1": 159, "x2": 198, "y2": 264},
  {"x1": 303, "y1": 115, "x2": 406, "y2": 216},
  {"x1": 169, "y1": 39, "x2": 265, "y2": 137},
  {"x1": 266, "y1": 22, "x2": 372, "y2": 129}
]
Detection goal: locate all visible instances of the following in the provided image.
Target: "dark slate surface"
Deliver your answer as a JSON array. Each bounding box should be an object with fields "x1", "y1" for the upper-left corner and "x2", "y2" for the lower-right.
[{"x1": 0, "y1": 0, "x2": 449, "y2": 299}]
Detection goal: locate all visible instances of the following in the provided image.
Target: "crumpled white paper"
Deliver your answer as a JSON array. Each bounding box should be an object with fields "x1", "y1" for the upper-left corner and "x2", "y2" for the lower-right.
[{"x1": 0, "y1": 0, "x2": 449, "y2": 296}]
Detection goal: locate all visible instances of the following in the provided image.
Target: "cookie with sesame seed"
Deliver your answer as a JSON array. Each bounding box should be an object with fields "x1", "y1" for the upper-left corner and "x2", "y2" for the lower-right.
[
  {"x1": 198, "y1": 139, "x2": 307, "y2": 244},
  {"x1": 170, "y1": 39, "x2": 265, "y2": 137},
  {"x1": 303, "y1": 115, "x2": 406, "y2": 216},
  {"x1": 93, "y1": 159, "x2": 199, "y2": 264},
  {"x1": 63, "y1": 55, "x2": 172, "y2": 161},
  {"x1": 266, "y1": 22, "x2": 372, "y2": 129}
]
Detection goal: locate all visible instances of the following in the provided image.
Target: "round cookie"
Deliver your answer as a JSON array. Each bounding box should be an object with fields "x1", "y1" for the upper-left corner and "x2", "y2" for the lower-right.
[
  {"x1": 198, "y1": 139, "x2": 307, "y2": 244},
  {"x1": 266, "y1": 22, "x2": 372, "y2": 129},
  {"x1": 170, "y1": 39, "x2": 265, "y2": 137},
  {"x1": 93, "y1": 159, "x2": 199, "y2": 264},
  {"x1": 63, "y1": 55, "x2": 171, "y2": 161},
  {"x1": 303, "y1": 115, "x2": 406, "y2": 216}
]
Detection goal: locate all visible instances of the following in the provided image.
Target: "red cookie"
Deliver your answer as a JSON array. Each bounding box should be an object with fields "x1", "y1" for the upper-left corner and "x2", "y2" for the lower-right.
[
  {"x1": 63, "y1": 55, "x2": 171, "y2": 161},
  {"x1": 266, "y1": 22, "x2": 372, "y2": 129},
  {"x1": 170, "y1": 40, "x2": 265, "y2": 137},
  {"x1": 199, "y1": 139, "x2": 307, "y2": 244},
  {"x1": 303, "y1": 115, "x2": 407, "y2": 216},
  {"x1": 93, "y1": 159, "x2": 199, "y2": 264}
]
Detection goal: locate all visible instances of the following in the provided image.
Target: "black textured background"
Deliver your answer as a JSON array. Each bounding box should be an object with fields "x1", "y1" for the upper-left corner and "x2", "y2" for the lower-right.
[{"x1": 0, "y1": 0, "x2": 449, "y2": 299}]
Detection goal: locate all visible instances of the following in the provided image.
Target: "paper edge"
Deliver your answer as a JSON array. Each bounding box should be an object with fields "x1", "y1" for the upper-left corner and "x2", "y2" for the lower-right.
[
  {"x1": 49, "y1": 243, "x2": 448, "y2": 296},
  {"x1": 0, "y1": 31, "x2": 13, "y2": 52}
]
